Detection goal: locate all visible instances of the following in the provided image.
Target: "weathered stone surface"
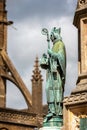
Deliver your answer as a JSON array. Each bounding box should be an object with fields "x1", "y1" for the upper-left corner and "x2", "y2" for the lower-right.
[{"x1": 63, "y1": 0, "x2": 87, "y2": 129}]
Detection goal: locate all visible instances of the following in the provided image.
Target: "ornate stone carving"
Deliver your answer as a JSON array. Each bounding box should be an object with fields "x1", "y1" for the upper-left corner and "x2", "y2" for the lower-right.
[
  {"x1": 78, "y1": 0, "x2": 87, "y2": 8},
  {"x1": 0, "y1": 108, "x2": 37, "y2": 126},
  {"x1": 64, "y1": 92, "x2": 87, "y2": 105},
  {"x1": 72, "y1": 115, "x2": 80, "y2": 130},
  {"x1": 79, "y1": 0, "x2": 86, "y2": 5},
  {"x1": 32, "y1": 57, "x2": 43, "y2": 81},
  {"x1": 79, "y1": 114, "x2": 87, "y2": 118}
]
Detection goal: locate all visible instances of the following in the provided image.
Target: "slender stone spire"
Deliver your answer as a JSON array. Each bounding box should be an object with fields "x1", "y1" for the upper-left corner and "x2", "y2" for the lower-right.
[{"x1": 31, "y1": 56, "x2": 43, "y2": 115}]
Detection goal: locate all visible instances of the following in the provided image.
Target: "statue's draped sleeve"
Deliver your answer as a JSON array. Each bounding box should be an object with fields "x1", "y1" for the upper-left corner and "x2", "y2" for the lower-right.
[{"x1": 52, "y1": 40, "x2": 66, "y2": 78}]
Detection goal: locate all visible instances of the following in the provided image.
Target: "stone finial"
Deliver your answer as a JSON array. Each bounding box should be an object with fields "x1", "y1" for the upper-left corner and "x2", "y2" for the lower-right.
[
  {"x1": 77, "y1": 0, "x2": 87, "y2": 9},
  {"x1": 32, "y1": 56, "x2": 43, "y2": 81}
]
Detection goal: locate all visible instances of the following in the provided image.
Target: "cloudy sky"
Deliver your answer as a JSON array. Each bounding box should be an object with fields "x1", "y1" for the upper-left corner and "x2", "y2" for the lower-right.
[{"x1": 6, "y1": 0, "x2": 78, "y2": 109}]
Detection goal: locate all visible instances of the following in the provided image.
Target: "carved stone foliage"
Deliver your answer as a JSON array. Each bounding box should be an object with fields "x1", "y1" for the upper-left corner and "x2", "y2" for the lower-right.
[
  {"x1": 78, "y1": 0, "x2": 87, "y2": 7},
  {"x1": 32, "y1": 57, "x2": 43, "y2": 82},
  {"x1": 79, "y1": 0, "x2": 86, "y2": 5},
  {"x1": 64, "y1": 92, "x2": 87, "y2": 105},
  {"x1": 72, "y1": 114, "x2": 87, "y2": 130},
  {"x1": 72, "y1": 115, "x2": 80, "y2": 130}
]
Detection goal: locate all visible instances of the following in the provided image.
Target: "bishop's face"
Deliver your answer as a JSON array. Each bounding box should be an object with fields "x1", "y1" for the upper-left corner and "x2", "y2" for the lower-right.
[{"x1": 50, "y1": 32, "x2": 56, "y2": 42}]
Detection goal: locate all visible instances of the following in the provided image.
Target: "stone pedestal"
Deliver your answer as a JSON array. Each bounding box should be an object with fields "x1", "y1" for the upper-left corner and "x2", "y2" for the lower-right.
[
  {"x1": 40, "y1": 126, "x2": 63, "y2": 130},
  {"x1": 40, "y1": 116, "x2": 63, "y2": 130},
  {"x1": 43, "y1": 116, "x2": 63, "y2": 127}
]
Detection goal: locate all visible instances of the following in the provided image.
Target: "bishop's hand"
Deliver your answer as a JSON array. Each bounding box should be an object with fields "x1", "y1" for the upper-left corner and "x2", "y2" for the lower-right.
[
  {"x1": 47, "y1": 49, "x2": 58, "y2": 59},
  {"x1": 47, "y1": 49, "x2": 52, "y2": 56}
]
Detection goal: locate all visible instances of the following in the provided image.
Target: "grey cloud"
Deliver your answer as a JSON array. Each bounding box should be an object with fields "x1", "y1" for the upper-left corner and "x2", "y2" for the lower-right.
[
  {"x1": 7, "y1": 0, "x2": 77, "y2": 22},
  {"x1": 7, "y1": 83, "x2": 27, "y2": 109},
  {"x1": 64, "y1": 62, "x2": 78, "y2": 96}
]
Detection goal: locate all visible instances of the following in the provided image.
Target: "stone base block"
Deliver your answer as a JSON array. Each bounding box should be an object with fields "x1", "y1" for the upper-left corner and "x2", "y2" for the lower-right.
[
  {"x1": 43, "y1": 116, "x2": 63, "y2": 127},
  {"x1": 40, "y1": 126, "x2": 63, "y2": 130}
]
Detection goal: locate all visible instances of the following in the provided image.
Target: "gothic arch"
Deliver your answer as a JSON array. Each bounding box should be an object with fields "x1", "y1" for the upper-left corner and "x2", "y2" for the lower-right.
[{"x1": 0, "y1": 50, "x2": 32, "y2": 108}]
